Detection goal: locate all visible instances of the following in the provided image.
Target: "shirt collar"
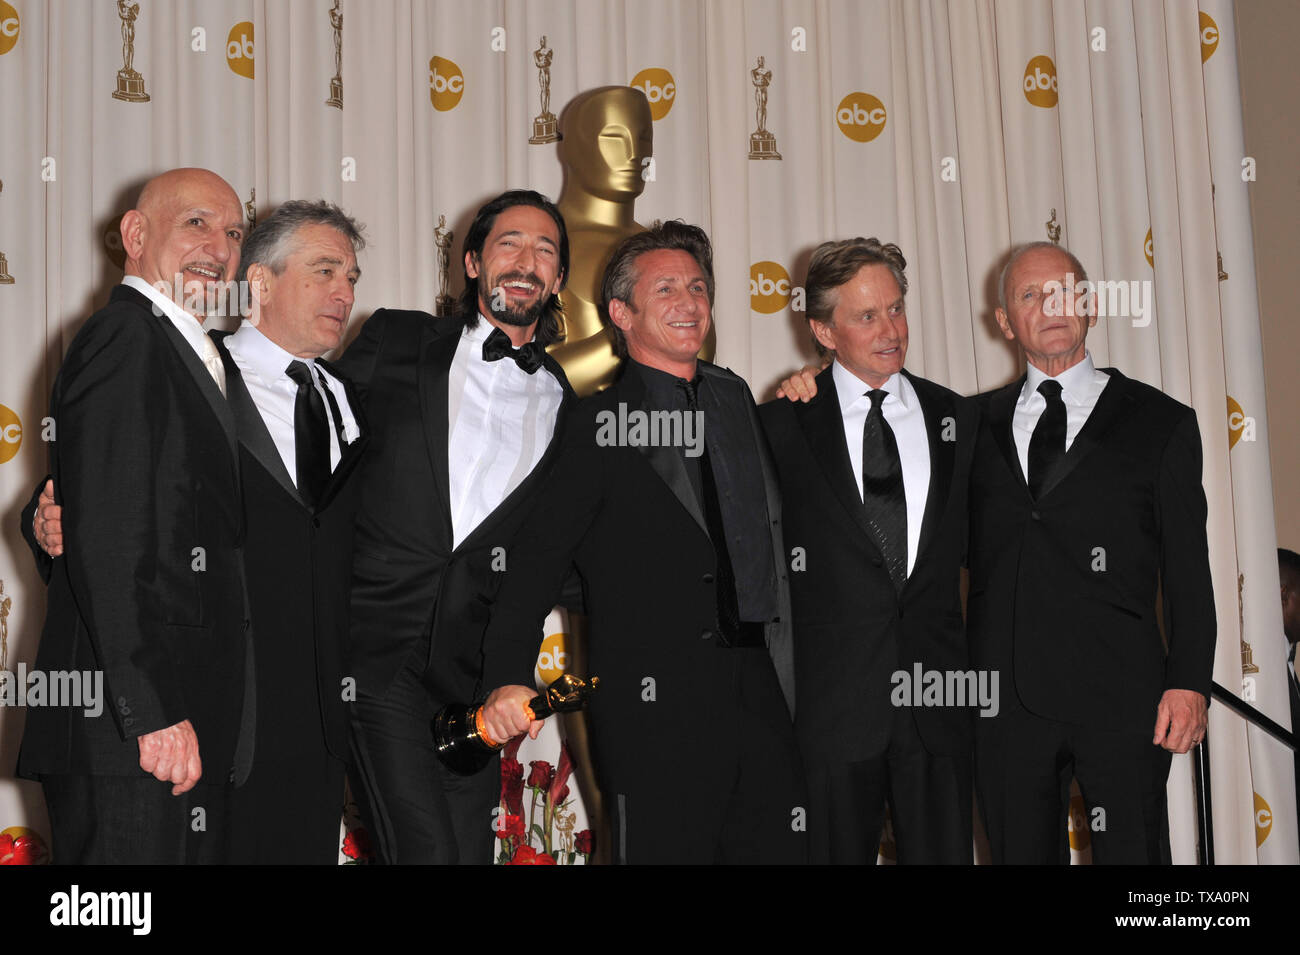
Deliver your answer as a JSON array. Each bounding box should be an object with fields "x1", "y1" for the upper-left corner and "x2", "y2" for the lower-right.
[
  {"x1": 121, "y1": 275, "x2": 210, "y2": 351},
  {"x1": 832, "y1": 360, "x2": 912, "y2": 416},
  {"x1": 1022, "y1": 351, "x2": 1097, "y2": 407},
  {"x1": 228, "y1": 319, "x2": 311, "y2": 385}
]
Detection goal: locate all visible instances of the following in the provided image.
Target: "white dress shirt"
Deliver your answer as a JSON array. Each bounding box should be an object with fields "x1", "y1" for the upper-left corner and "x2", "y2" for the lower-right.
[
  {"x1": 1012, "y1": 351, "x2": 1111, "y2": 480},
  {"x1": 833, "y1": 360, "x2": 929, "y2": 577},
  {"x1": 447, "y1": 316, "x2": 564, "y2": 548},
  {"x1": 225, "y1": 320, "x2": 360, "y2": 485},
  {"x1": 122, "y1": 275, "x2": 226, "y2": 395}
]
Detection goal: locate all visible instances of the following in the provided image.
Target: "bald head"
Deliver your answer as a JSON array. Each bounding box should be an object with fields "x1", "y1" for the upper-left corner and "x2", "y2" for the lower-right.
[{"x1": 121, "y1": 168, "x2": 246, "y2": 316}]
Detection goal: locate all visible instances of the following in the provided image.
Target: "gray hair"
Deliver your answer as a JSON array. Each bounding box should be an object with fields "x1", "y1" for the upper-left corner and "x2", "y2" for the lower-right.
[
  {"x1": 235, "y1": 199, "x2": 366, "y2": 285},
  {"x1": 997, "y1": 241, "x2": 1086, "y2": 311}
]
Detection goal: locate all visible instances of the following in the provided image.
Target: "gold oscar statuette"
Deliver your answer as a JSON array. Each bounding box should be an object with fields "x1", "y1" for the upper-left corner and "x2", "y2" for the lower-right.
[
  {"x1": 112, "y1": 0, "x2": 150, "y2": 102},
  {"x1": 434, "y1": 214, "x2": 454, "y2": 317},
  {"x1": 529, "y1": 36, "x2": 559, "y2": 144},
  {"x1": 552, "y1": 86, "x2": 715, "y2": 396},
  {"x1": 747, "y1": 56, "x2": 781, "y2": 160},
  {"x1": 325, "y1": 0, "x2": 343, "y2": 109},
  {"x1": 1046, "y1": 208, "x2": 1061, "y2": 244},
  {"x1": 432, "y1": 674, "x2": 600, "y2": 776}
]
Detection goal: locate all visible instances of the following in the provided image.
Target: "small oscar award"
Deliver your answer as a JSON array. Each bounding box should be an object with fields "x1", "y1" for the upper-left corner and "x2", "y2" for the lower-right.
[
  {"x1": 325, "y1": 0, "x2": 343, "y2": 109},
  {"x1": 528, "y1": 36, "x2": 559, "y2": 144},
  {"x1": 747, "y1": 56, "x2": 781, "y2": 160},
  {"x1": 112, "y1": 0, "x2": 150, "y2": 103},
  {"x1": 432, "y1": 673, "x2": 599, "y2": 776}
]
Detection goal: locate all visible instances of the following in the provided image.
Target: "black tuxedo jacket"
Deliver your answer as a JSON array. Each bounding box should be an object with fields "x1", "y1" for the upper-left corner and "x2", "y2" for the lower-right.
[
  {"x1": 480, "y1": 360, "x2": 796, "y2": 793},
  {"x1": 333, "y1": 310, "x2": 574, "y2": 708},
  {"x1": 18, "y1": 285, "x2": 250, "y2": 779},
  {"x1": 210, "y1": 332, "x2": 368, "y2": 761},
  {"x1": 968, "y1": 368, "x2": 1216, "y2": 731},
  {"x1": 760, "y1": 367, "x2": 978, "y2": 763}
]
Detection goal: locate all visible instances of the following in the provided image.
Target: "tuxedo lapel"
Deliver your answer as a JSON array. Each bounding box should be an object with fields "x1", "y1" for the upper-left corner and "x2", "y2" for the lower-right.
[
  {"x1": 210, "y1": 333, "x2": 303, "y2": 505},
  {"x1": 141, "y1": 293, "x2": 238, "y2": 462},
  {"x1": 619, "y1": 368, "x2": 709, "y2": 537},
  {"x1": 314, "y1": 357, "x2": 371, "y2": 513},
  {"x1": 908, "y1": 372, "x2": 955, "y2": 569},
  {"x1": 1036, "y1": 368, "x2": 1133, "y2": 500},
  {"x1": 418, "y1": 325, "x2": 459, "y2": 535},
  {"x1": 987, "y1": 376, "x2": 1029, "y2": 494},
  {"x1": 796, "y1": 367, "x2": 883, "y2": 558}
]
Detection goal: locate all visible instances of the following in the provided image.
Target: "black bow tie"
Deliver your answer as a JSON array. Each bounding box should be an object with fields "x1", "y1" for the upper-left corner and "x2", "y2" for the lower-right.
[{"x1": 482, "y1": 326, "x2": 545, "y2": 374}]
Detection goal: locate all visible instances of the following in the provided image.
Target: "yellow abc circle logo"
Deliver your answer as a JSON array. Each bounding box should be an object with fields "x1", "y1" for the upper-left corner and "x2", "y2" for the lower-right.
[
  {"x1": 0, "y1": 0, "x2": 18, "y2": 55},
  {"x1": 0, "y1": 404, "x2": 23, "y2": 464},
  {"x1": 629, "y1": 68, "x2": 676, "y2": 121},
  {"x1": 1253, "y1": 792, "x2": 1272, "y2": 846},
  {"x1": 1227, "y1": 395, "x2": 1247, "y2": 450},
  {"x1": 535, "y1": 631, "x2": 569, "y2": 685},
  {"x1": 750, "y1": 261, "x2": 792, "y2": 313},
  {"x1": 1200, "y1": 11, "x2": 1219, "y2": 63},
  {"x1": 226, "y1": 21, "x2": 254, "y2": 79},
  {"x1": 1143, "y1": 227, "x2": 1154, "y2": 268},
  {"x1": 104, "y1": 214, "x2": 127, "y2": 269},
  {"x1": 1067, "y1": 792, "x2": 1091, "y2": 851},
  {"x1": 835, "y1": 92, "x2": 887, "y2": 142},
  {"x1": 429, "y1": 56, "x2": 465, "y2": 111},
  {"x1": 1023, "y1": 55, "x2": 1058, "y2": 108}
]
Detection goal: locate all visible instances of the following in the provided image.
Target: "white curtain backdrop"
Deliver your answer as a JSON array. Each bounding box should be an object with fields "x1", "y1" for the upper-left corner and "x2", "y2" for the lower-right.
[{"x1": 0, "y1": 0, "x2": 1290, "y2": 865}]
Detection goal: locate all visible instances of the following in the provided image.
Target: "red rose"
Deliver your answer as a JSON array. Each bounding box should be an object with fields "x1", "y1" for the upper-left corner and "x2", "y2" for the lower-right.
[
  {"x1": 501, "y1": 756, "x2": 524, "y2": 781},
  {"x1": 574, "y1": 830, "x2": 594, "y2": 855},
  {"x1": 507, "y1": 845, "x2": 556, "y2": 865},
  {"x1": 497, "y1": 813, "x2": 525, "y2": 841},
  {"x1": 527, "y1": 760, "x2": 554, "y2": 789},
  {"x1": 0, "y1": 833, "x2": 38, "y2": 865},
  {"x1": 341, "y1": 827, "x2": 373, "y2": 861},
  {"x1": 501, "y1": 773, "x2": 525, "y2": 816}
]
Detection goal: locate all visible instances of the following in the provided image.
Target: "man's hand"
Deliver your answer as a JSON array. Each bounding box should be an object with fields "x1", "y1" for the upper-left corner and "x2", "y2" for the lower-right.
[
  {"x1": 481, "y1": 685, "x2": 544, "y2": 745},
  {"x1": 137, "y1": 719, "x2": 203, "y2": 795},
  {"x1": 32, "y1": 479, "x2": 64, "y2": 557},
  {"x1": 1152, "y1": 688, "x2": 1208, "y2": 754},
  {"x1": 774, "y1": 365, "x2": 821, "y2": 403}
]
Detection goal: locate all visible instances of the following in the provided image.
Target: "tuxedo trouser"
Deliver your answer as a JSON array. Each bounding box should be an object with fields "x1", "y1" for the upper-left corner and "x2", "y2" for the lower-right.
[
  {"x1": 805, "y1": 704, "x2": 973, "y2": 864},
  {"x1": 348, "y1": 634, "x2": 498, "y2": 864},
  {"x1": 604, "y1": 647, "x2": 808, "y2": 864},
  {"x1": 975, "y1": 701, "x2": 1173, "y2": 864},
  {"x1": 42, "y1": 774, "x2": 231, "y2": 864}
]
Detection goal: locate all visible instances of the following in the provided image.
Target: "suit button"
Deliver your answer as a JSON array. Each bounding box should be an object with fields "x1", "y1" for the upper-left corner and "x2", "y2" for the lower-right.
[
  {"x1": 701, "y1": 629, "x2": 715, "y2": 640},
  {"x1": 702, "y1": 573, "x2": 714, "y2": 584},
  {"x1": 1031, "y1": 510, "x2": 1041, "y2": 520}
]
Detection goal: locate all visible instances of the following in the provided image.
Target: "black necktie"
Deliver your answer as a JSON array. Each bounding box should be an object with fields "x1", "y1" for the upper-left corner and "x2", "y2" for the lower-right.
[
  {"x1": 679, "y1": 378, "x2": 742, "y2": 646},
  {"x1": 861, "y1": 389, "x2": 907, "y2": 590},
  {"x1": 287, "y1": 360, "x2": 330, "y2": 507},
  {"x1": 482, "y1": 326, "x2": 545, "y2": 374},
  {"x1": 1028, "y1": 379, "x2": 1066, "y2": 500}
]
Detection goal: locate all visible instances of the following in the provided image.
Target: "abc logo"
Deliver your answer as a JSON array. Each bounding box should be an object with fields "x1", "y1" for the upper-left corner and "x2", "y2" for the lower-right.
[
  {"x1": 429, "y1": 56, "x2": 465, "y2": 111},
  {"x1": 226, "y1": 21, "x2": 254, "y2": 79},
  {"x1": 629, "y1": 68, "x2": 676, "y2": 121},
  {"x1": 0, "y1": 0, "x2": 18, "y2": 56},
  {"x1": 1254, "y1": 792, "x2": 1272, "y2": 847},
  {"x1": 836, "y1": 93, "x2": 887, "y2": 142},
  {"x1": 1200, "y1": 11, "x2": 1219, "y2": 62},
  {"x1": 750, "y1": 261, "x2": 792, "y2": 314},
  {"x1": 104, "y1": 215, "x2": 126, "y2": 269},
  {"x1": 1143, "y1": 227, "x2": 1154, "y2": 268},
  {"x1": 1066, "y1": 792, "x2": 1091, "y2": 851},
  {"x1": 1227, "y1": 395, "x2": 1247, "y2": 450},
  {"x1": 1022, "y1": 55, "x2": 1058, "y2": 108},
  {"x1": 535, "y1": 631, "x2": 569, "y2": 685},
  {"x1": 0, "y1": 404, "x2": 22, "y2": 464}
]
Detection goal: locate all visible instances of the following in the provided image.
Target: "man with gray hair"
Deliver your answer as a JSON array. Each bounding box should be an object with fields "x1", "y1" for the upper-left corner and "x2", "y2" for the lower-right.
[
  {"x1": 765, "y1": 237, "x2": 980, "y2": 864},
  {"x1": 29, "y1": 198, "x2": 371, "y2": 863},
  {"x1": 969, "y1": 240, "x2": 1215, "y2": 863}
]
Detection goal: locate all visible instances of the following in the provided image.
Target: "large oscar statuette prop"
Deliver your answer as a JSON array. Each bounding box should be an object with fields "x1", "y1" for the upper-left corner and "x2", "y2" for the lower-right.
[{"x1": 432, "y1": 674, "x2": 600, "y2": 776}]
